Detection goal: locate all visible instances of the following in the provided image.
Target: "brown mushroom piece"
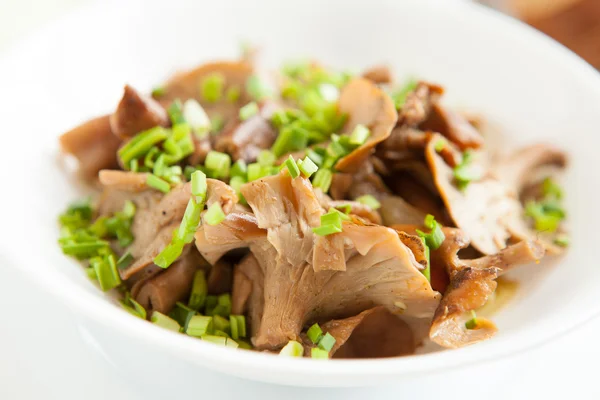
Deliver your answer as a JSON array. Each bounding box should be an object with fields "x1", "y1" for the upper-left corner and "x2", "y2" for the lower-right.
[
  {"x1": 155, "y1": 60, "x2": 254, "y2": 124},
  {"x1": 131, "y1": 246, "x2": 208, "y2": 315},
  {"x1": 196, "y1": 172, "x2": 441, "y2": 351},
  {"x1": 334, "y1": 78, "x2": 398, "y2": 173},
  {"x1": 110, "y1": 85, "x2": 169, "y2": 139},
  {"x1": 425, "y1": 134, "x2": 523, "y2": 254},
  {"x1": 429, "y1": 228, "x2": 545, "y2": 348},
  {"x1": 59, "y1": 115, "x2": 121, "y2": 179},
  {"x1": 397, "y1": 81, "x2": 444, "y2": 127},
  {"x1": 361, "y1": 65, "x2": 393, "y2": 85},
  {"x1": 213, "y1": 101, "x2": 280, "y2": 162},
  {"x1": 310, "y1": 307, "x2": 416, "y2": 358},
  {"x1": 420, "y1": 103, "x2": 484, "y2": 150}
]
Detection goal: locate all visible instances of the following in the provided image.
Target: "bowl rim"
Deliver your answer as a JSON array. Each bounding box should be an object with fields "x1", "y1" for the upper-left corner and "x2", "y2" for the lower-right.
[{"x1": 3, "y1": 0, "x2": 600, "y2": 386}]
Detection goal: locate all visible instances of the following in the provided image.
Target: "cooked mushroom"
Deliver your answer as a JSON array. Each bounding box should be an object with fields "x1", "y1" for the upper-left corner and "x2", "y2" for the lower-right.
[
  {"x1": 420, "y1": 103, "x2": 484, "y2": 150},
  {"x1": 59, "y1": 115, "x2": 121, "y2": 179},
  {"x1": 110, "y1": 85, "x2": 169, "y2": 139},
  {"x1": 335, "y1": 78, "x2": 398, "y2": 173}
]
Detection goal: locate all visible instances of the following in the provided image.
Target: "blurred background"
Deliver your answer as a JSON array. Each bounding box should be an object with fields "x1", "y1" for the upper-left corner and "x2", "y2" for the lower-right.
[{"x1": 1, "y1": 0, "x2": 598, "y2": 68}]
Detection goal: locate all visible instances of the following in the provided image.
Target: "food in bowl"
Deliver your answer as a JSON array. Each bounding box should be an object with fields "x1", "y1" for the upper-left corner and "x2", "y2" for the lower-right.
[{"x1": 56, "y1": 51, "x2": 568, "y2": 359}]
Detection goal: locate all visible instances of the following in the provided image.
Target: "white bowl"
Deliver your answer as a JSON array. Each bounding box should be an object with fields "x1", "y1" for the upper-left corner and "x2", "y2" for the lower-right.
[{"x1": 1, "y1": 0, "x2": 599, "y2": 389}]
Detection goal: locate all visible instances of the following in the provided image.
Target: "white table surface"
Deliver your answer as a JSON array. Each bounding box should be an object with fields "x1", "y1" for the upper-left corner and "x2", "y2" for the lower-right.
[{"x1": 1, "y1": 1, "x2": 598, "y2": 399}]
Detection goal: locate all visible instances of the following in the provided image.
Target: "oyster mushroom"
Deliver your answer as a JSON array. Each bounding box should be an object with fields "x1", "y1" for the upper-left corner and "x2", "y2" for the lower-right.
[
  {"x1": 110, "y1": 85, "x2": 169, "y2": 139},
  {"x1": 335, "y1": 78, "x2": 398, "y2": 173}
]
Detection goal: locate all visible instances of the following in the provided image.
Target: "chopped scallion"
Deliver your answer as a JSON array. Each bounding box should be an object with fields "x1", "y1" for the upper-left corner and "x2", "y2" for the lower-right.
[
  {"x1": 191, "y1": 170, "x2": 208, "y2": 204},
  {"x1": 307, "y1": 323, "x2": 323, "y2": 344},
  {"x1": 201, "y1": 73, "x2": 225, "y2": 103},
  {"x1": 355, "y1": 195, "x2": 381, "y2": 210},
  {"x1": 146, "y1": 174, "x2": 171, "y2": 193},
  {"x1": 349, "y1": 124, "x2": 370, "y2": 146},
  {"x1": 284, "y1": 155, "x2": 300, "y2": 178},
  {"x1": 205, "y1": 151, "x2": 231, "y2": 179},
  {"x1": 465, "y1": 310, "x2": 478, "y2": 330},
  {"x1": 154, "y1": 240, "x2": 185, "y2": 269},
  {"x1": 188, "y1": 270, "x2": 208, "y2": 310},
  {"x1": 298, "y1": 156, "x2": 318, "y2": 178},
  {"x1": 279, "y1": 340, "x2": 304, "y2": 357},
  {"x1": 311, "y1": 348, "x2": 329, "y2": 359},
  {"x1": 257, "y1": 150, "x2": 276, "y2": 167},
  {"x1": 151, "y1": 311, "x2": 181, "y2": 332},
  {"x1": 231, "y1": 160, "x2": 248, "y2": 178},
  {"x1": 312, "y1": 168, "x2": 332, "y2": 193},
  {"x1": 116, "y1": 251, "x2": 133, "y2": 270},
  {"x1": 239, "y1": 101, "x2": 259, "y2": 121},
  {"x1": 317, "y1": 332, "x2": 336, "y2": 351},
  {"x1": 205, "y1": 203, "x2": 226, "y2": 226},
  {"x1": 186, "y1": 315, "x2": 214, "y2": 337}
]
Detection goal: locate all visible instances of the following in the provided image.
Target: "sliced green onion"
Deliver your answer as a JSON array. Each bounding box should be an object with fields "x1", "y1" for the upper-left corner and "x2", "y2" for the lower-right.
[
  {"x1": 307, "y1": 323, "x2": 323, "y2": 344},
  {"x1": 183, "y1": 99, "x2": 211, "y2": 135},
  {"x1": 271, "y1": 123, "x2": 308, "y2": 157},
  {"x1": 188, "y1": 270, "x2": 208, "y2": 311},
  {"x1": 204, "y1": 295, "x2": 218, "y2": 316},
  {"x1": 554, "y1": 234, "x2": 569, "y2": 247},
  {"x1": 201, "y1": 335, "x2": 229, "y2": 346},
  {"x1": 465, "y1": 310, "x2": 478, "y2": 330},
  {"x1": 246, "y1": 75, "x2": 271, "y2": 101},
  {"x1": 130, "y1": 159, "x2": 139, "y2": 172},
  {"x1": 279, "y1": 340, "x2": 304, "y2": 357},
  {"x1": 328, "y1": 207, "x2": 350, "y2": 221},
  {"x1": 229, "y1": 315, "x2": 246, "y2": 340},
  {"x1": 201, "y1": 73, "x2": 225, "y2": 103},
  {"x1": 306, "y1": 148, "x2": 324, "y2": 167},
  {"x1": 525, "y1": 201, "x2": 562, "y2": 232},
  {"x1": 146, "y1": 174, "x2": 171, "y2": 193},
  {"x1": 210, "y1": 114, "x2": 225, "y2": 133},
  {"x1": 239, "y1": 101, "x2": 259, "y2": 121},
  {"x1": 213, "y1": 315, "x2": 231, "y2": 334},
  {"x1": 151, "y1": 311, "x2": 181, "y2": 332},
  {"x1": 226, "y1": 85, "x2": 241, "y2": 103},
  {"x1": 128, "y1": 297, "x2": 147, "y2": 319},
  {"x1": 421, "y1": 239, "x2": 431, "y2": 282},
  {"x1": 118, "y1": 126, "x2": 169, "y2": 166},
  {"x1": 191, "y1": 170, "x2": 208, "y2": 204},
  {"x1": 416, "y1": 214, "x2": 445, "y2": 250},
  {"x1": 355, "y1": 195, "x2": 381, "y2": 210},
  {"x1": 236, "y1": 339, "x2": 252, "y2": 350},
  {"x1": 154, "y1": 240, "x2": 185, "y2": 269},
  {"x1": 542, "y1": 177, "x2": 563, "y2": 200},
  {"x1": 349, "y1": 124, "x2": 370, "y2": 146},
  {"x1": 283, "y1": 155, "x2": 300, "y2": 178},
  {"x1": 312, "y1": 168, "x2": 332, "y2": 193},
  {"x1": 144, "y1": 146, "x2": 160, "y2": 169},
  {"x1": 247, "y1": 163, "x2": 265, "y2": 181},
  {"x1": 168, "y1": 302, "x2": 196, "y2": 330},
  {"x1": 434, "y1": 138, "x2": 447, "y2": 152},
  {"x1": 335, "y1": 204, "x2": 352, "y2": 214},
  {"x1": 213, "y1": 329, "x2": 230, "y2": 338},
  {"x1": 453, "y1": 150, "x2": 482, "y2": 190},
  {"x1": 317, "y1": 332, "x2": 336, "y2": 351},
  {"x1": 311, "y1": 348, "x2": 329, "y2": 359},
  {"x1": 258, "y1": 150, "x2": 276, "y2": 167},
  {"x1": 116, "y1": 251, "x2": 133, "y2": 270},
  {"x1": 298, "y1": 156, "x2": 318, "y2": 178},
  {"x1": 205, "y1": 203, "x2": 226, "y2": 226},
  {"x1": 168, "y1": 99, "x2": 185, "y2": 125},
  {"x1": 205, "y1": 151, "x2": 231, "y2": 179},
  {"x1": 151, "y1": 86, "x2": 165, "y2": 98},
  {"x1": 85, "y1": 267, "x2": 97, "y2": 280},
  {"x1": 186, "y1": 315, "x2": 214, "y2": 337},
  {"x1": 209, "y1": 293, "x2": 232, "y2": 318},
  {"x1": 231, "y1": 160, "x2": 248, "y2": 178},
  {"x1": 92, "y1": 254, "x2": 121, "y2": 292}
]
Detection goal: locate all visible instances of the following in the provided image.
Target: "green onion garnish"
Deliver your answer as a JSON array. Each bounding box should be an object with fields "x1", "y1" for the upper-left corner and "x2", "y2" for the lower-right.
[
  {"x1": 151, "y1": 311, "x2": 181, "y2": 332},
  {"x1": 231, "y1": 160, "x2": 248, "y2": 178},
  {"x1": 465, "y1": 310, "x2": 478, "y2": 330},
  {"x1": 188, "y1": 270, "x2": 208, "y2": 311},
  {"x1": 525, "y1": 201, "x2": 562, "y2": 232},
  {"x1": 118, "y1": 126, "x2": 169, "y2": 167},
  {"x1": 226, "y1": 85, "x2": 241, "y2": 103},
  {"x1": 201, "y1": 73, "x2": 225, "y2": 103},
  {"x1": 542, "y1": 177, "x2": 563, "y2": 200},
  {"x1": 154, "y1": 241, "x2": 185, "y2": 269},
  {"x1": 229, "y1": 315, "x2": 246, "y2": 340},
  {"x1": 306, "y1": 148, "x2": 324, "y2": 167},
  {"x1": 284, "y1": 155, "x2": 300, "y2": 178},
  {"x1": 355, "y1": 195, "x2": 381, "y2": 210},
  {"x1": 116, "y1": 251, "x2": 133, "y2": 270},
  {"x1": 205, "y1": 151, "x2": 231, "y2": 179},
  {"x1": 183, "y1": 99, "x2": 211, "y2": 136},
  {"x1": 146, "y1": 174, "x2": 171, "y2": 193},
  {"x1": 335, "y1": 204, "x2": 352, "y2": 214},
  {"x1": 328, "y1": 207, "x2": 350, "y2": 221},
  {"x1": 298, "y1": 156, "x2": 318, "y2": 178},
  {"x1": 257, "y1": 150, "x2": 276, "y2": 167},
  {"x1": 168, "y1": 99, "x2": 185, "y2": 125},
  {"x1": 453, "y1": 150, "x2": 482, "y2": 190},
  {"x1": 279, "y1": 340, "x2": 304, "y2": 357},
  {"x1": 417, "y1": 214, "x2": 445, "y2": 250},
  {"x1": 271, "y1": 124, "x2": 309, "y2": 157},
  {"x1": 213, "y1": 315, "x2": 231, "y2": 334},
  {"x1": 191, "y1": 170, "x2": 208, "y2": 204},
  {"x1": 434, "y1": 138, "x2": 447, "y2": 152},
  {"x1": 246, "y1": 75, "x2": 271, "y2": 101},
  {"x1": 239, "y1": 101, "x2": 259, "y2": 121},
  {"x1": 554, "y1": 234, "x2": 569, "y2": 247},
  {"x1": 247, "y1": 163, "x2": 267, "y2": 181},
  {"x1": 312, "y1": 168, "x2": 332, "y2": 193},
  {"x1": 151, "y1": 86, "x2": 165, "y2": 98},
  {"x1": 186, "y1": 315, "x2": 214, "y2": 337},
  {"x1": 92, "y1": 254, "x2": 121, "y2": 292},
  {"x1": 210, "y1": 114, "x2": 225, "y2": 133},
  {"x1": 205, "y1": 203, "x2": 226, "y2": 226},
  {"x1": 169, "y1": 302, "x2": 196, "y2": 330},
  {"x1": 311, "y1": 348, "x2": 329, "y2": 359},
  {"x1": 349, "y1": 124, "x2": 370, "y2": 146},
  {"x1": 317, "y1": 332, "x2": 336, "y2": 351},
  {"x1": 307, "y1": 323, "x2": 324, "y2": 344}
]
